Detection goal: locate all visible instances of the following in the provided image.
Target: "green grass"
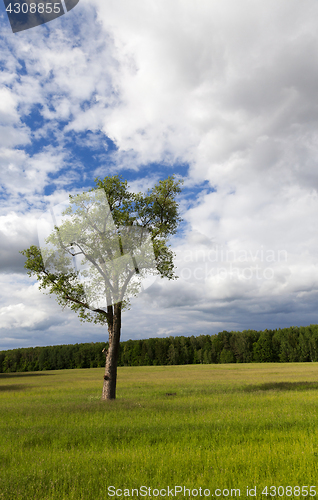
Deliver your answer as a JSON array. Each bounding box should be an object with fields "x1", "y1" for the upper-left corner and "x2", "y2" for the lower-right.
[{"x1": 1, "y1": 363, "x2": 318, "y2": 499}]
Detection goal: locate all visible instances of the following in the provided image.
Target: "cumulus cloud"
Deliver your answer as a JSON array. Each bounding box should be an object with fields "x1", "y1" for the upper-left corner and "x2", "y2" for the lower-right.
[
  {"x1": 0, "y1": 212, "x2": 38, "y2": 272},
  {"x1": 0, "y1": 274, "x2": 107, "y2": 349}
]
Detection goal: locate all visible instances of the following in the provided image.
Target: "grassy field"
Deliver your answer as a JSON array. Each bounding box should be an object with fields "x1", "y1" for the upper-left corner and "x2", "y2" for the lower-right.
[{"x1": 1, "y1": 363, "x2": 318, "y2": 500}]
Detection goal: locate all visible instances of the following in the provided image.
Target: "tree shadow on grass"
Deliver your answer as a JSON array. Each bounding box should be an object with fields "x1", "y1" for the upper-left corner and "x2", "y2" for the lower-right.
[
  {"x1": 0, "y1": 384, "x2": 31, "y2": 392},
  {"x1": 0, "y1": 372, "x2": 55, "y2": 379},
  {"x1": 243, "y1": 381, "x2": 318, "y2": 393}
]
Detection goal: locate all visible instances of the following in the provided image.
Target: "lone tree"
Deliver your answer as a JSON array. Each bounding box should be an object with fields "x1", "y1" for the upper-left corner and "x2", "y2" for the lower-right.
[{"x1": 21, "y1": 174, "x2": 183, "y2": 400}]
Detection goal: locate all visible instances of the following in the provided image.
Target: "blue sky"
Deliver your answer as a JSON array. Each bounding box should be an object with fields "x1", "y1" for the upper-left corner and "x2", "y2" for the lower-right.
[{"x1": 1, "y1": 0, "x2": 318, "y2": 350}]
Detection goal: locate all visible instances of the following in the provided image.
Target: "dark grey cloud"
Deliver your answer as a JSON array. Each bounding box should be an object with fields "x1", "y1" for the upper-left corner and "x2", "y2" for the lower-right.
[{"x1": 0, "y1": 215, "x2": 38, "y2": 273}]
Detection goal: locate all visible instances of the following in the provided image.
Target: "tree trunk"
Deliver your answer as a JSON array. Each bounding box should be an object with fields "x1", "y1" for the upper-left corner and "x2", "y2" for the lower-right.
[{"x1": 102, "y1": 302, "x2": 121, "y2": 400}]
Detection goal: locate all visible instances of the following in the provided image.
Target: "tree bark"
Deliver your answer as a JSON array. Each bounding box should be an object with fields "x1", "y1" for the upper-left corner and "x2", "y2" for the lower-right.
[{"x1": 102, "y1": 302, "x2": 122, "y2": 400}]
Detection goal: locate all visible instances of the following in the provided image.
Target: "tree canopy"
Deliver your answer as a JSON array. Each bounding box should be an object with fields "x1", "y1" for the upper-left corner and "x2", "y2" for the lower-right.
[{"x1": 21, "y1": 174, "x2": 183, "y2": 399}]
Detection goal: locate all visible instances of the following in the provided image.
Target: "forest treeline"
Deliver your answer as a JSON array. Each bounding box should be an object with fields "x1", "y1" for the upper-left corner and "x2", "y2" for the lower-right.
[{"x1": 2, "y1": 324, "x2": 318, "y2": 373}]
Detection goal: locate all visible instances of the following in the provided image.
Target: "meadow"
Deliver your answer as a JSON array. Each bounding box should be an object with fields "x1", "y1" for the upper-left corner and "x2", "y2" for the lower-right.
[{"x1": 1, "y1": 363, "x2": 318, "y2": 500}]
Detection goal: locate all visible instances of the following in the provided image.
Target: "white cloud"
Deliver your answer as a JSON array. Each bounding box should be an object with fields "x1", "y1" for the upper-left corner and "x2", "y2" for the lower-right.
[
  {"x1": 0, "y1": 146, "x2": 68, "y2": 197},
  {"x1": 0, "y1": 274, "x2": 107, "y2": 349},
  {"x1": 0, "y1": 212, "x2": 38, "y2": 272},
  {"x1": 0, "y1": 276, "x2": 55, "y2": 329},
  {"x1": 0, "y1": 302, "x2": 46, "y2": 329},
  {"x1": 88, "y1": 0, "x2": 318, "y2": 170}
]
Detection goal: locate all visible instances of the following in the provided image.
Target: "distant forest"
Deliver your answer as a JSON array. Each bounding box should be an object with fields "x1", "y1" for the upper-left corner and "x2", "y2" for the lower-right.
[{"x1": 2, "y1": 324, "x2": 318, "y2": 373}]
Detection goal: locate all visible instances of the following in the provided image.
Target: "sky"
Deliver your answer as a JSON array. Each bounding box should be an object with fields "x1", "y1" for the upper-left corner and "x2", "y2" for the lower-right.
[{"x1": 1, "y1": 0, "x2": 318, "y2": 350}]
